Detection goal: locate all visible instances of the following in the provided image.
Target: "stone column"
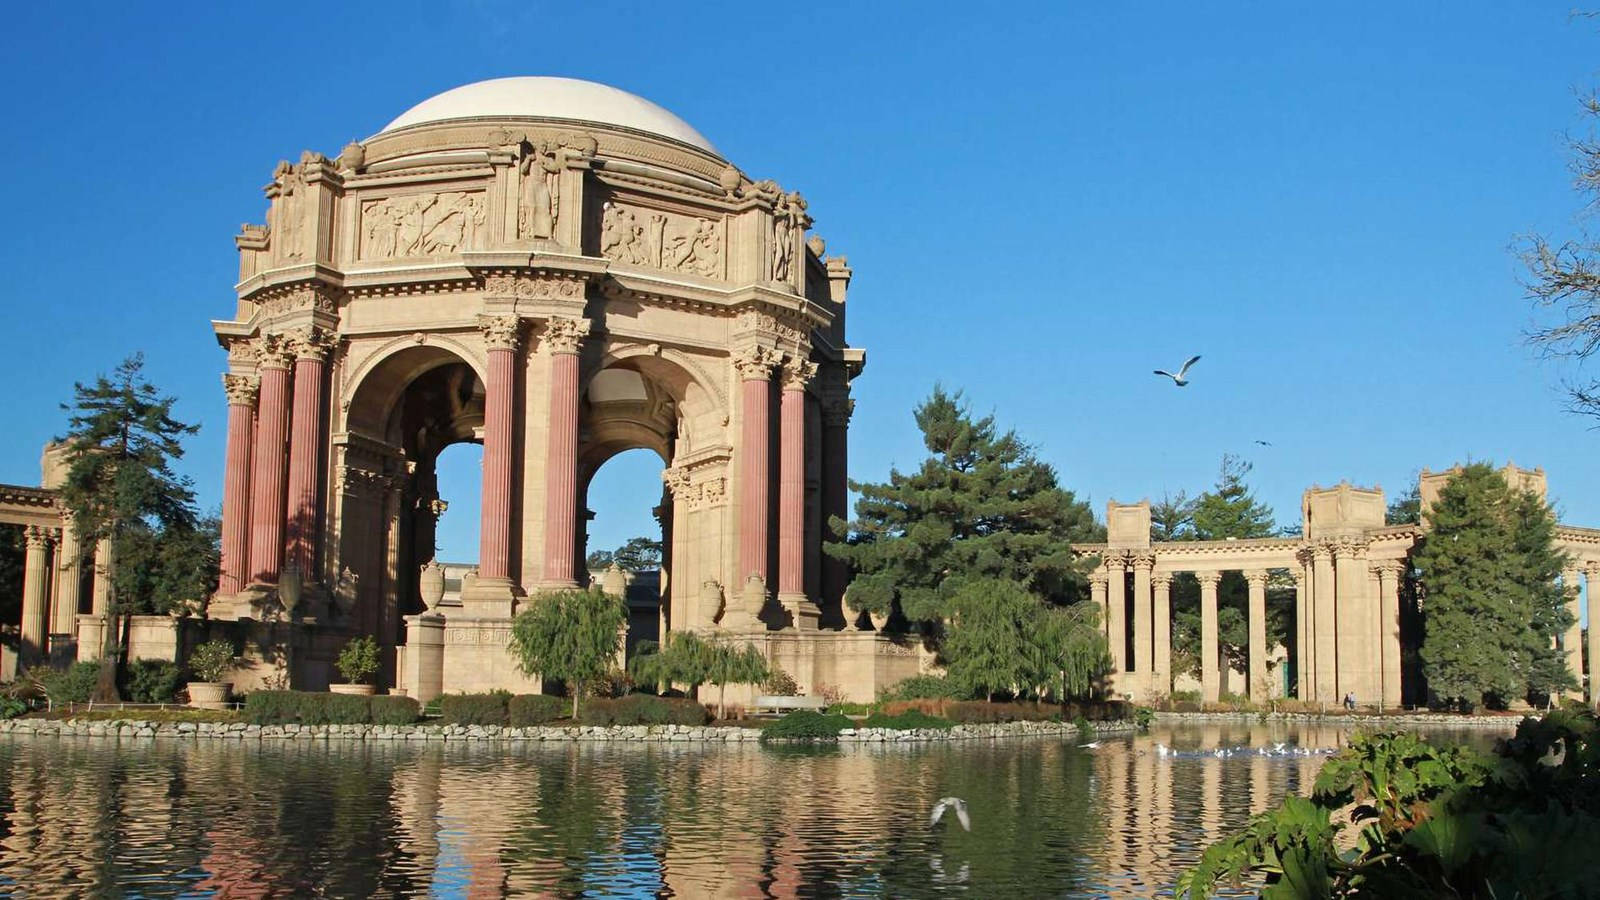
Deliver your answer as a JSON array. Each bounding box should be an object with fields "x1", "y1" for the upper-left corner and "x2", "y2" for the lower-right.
[
  {"x1": 1245, "y1": 570, "x2": 1269, "y2": 703},
  {"x1": 1333, "y1": 539, "x2": 1371, "y2": 704},
  {"x1": 284, "y1": 327, "x2": 333, "y2": 582},
  {"x1": 1375, "y1": 562, "x2": 1404, "y2": 709},
  {"x1": 1089, "y1": 571, "x2": 1109, "y2": 635},
  {"x1": 248, "y1": 335, "x2": 294, "y2": 583},
  {"x1": 1197, "y1": 571, "x2": 1221, "y2": 704},
  {"x1": 218, "y1": 374, "x2": 258, "y2": 596},
  {"x1": 51, "y1": 516, "x2": 83, "y2": 638},
  {"x1": 819, "y1": 394, "x2": 852, "y2": 623},
  {"x1": 1564, "y1": 567, "x2": 1584, "y2": 697},
  {"x1": 1312, "y1": 543, "x2": 1337, "y2": 703},
  {"x1": 1588, "y1": 564, "x2": 1600, "y2": 708},
  {"x1": 20, "y1": 526, "x2": 53, "y2": 668},
  {"x1": 1152, "y1": 572, "x2": 1172, "y2": 699},
  {"x1": 1105, "y1": 553, "x2": 1127, "y2": 674},
  {"x1": 1292, "y1": 561, "x2": 1310, "y2": 701},
  {"x1": 467, "y1": 315, "x2": 523, "y2": 612},
  {"x1": 1131, "y1": 553, "x2": 1153, "y2": 681},
  {"x1": 539, "y1": 316, "x2": 587, "y2": 589},
  {"x1": 734, "y1": 346, "x2": 778, "y2": 589},
  {"x1": 778, "y1": 357, "x2": 818, "y2": 629}
]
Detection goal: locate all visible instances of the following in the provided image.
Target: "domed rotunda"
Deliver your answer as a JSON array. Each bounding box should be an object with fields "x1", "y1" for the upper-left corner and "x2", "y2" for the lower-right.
[{"x1": 209, "y1": 77, "x2": 898, "y2": 700}]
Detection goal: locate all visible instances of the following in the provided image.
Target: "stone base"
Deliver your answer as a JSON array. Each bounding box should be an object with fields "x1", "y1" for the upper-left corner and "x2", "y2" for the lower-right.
[
  {"x1": 458, "y1": 577, "x2": 520, "y2": 619},
  {"x1": 780, "y1": 593, "x2": 820, "y2": 632},
  {"x1": 75, "y1": 614, "x2": 107, "y2": 662}
]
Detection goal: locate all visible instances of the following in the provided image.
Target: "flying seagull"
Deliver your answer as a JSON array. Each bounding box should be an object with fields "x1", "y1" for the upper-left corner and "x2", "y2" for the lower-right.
[
  {"x1": 1253, "y1": 440, "x2": 1272, "y2": 447},
  {"x1": 929, "y1": 797, "x2": 971, "y2": 831},
  {"x1": 1154, "y1": 355, "x2": 1202, "y2": 387}
]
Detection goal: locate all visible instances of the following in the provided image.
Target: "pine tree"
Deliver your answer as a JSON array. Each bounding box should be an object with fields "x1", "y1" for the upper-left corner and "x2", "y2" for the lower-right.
[
  {"x1": 1411, "y1": 464, "x2": 1574, "y2": 709},
  {"x1": 827, "y1": 387, "x2": 1103, "y2": 625},
  {"x1": 57, "y1": 354, "x2": 200, "y2": 698}
]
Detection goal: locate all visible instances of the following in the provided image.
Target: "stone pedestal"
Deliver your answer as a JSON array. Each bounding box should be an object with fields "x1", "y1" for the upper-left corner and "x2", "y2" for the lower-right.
[
  {"x1": 75, "y1": 614, "x2": 106, "y2": 662},
  {"x1": 783, "y1": 594, "x2": 820, "y2": 632},
  {"x1": 401, "y1": 614, "x2": 446, "y2": 703}
]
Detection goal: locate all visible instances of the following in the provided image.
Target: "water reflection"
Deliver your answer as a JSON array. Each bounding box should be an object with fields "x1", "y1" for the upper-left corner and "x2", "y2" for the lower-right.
[{"x1": 0, "y1": 723, "x2": 1509, "y2": 897}]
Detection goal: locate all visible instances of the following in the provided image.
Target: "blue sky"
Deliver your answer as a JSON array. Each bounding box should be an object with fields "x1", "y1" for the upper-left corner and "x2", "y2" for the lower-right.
[{"x1": 2, "y1": 2, "x2": 1598, "y2": 562}]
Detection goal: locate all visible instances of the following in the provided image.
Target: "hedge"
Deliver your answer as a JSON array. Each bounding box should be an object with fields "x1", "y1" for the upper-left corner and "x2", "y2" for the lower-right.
[
  {"x1": 862, "y1": 709, "x2": 953, "y2": 730},
  {"x1": 242, "y1": 690, "x2": 418, "y2": 725},
  {"x1": 243, "y1": 691, "x2": 305, "y2": 725},
  {"x1": 439, "y1": 692, "x2": 510, "y2": 726},
  {"x1": 123, "y1": 660, "x2": 183, "y2": 704},
  {"x1": 508, "y1": 694, "x2": 566, "y2": 726},
  {"x1": 760, "y1": 710, "x2": 853, "y2": 742},
  {"x1": 370, "y1": 695, "x2": 420, "y2": 725},
  {"x1": 38, "y1": 662, "x2": 100, "y2": 705},
  {"x1": 579, "y1": 695, "x2": 710, "y2": 726},
  {"x1": 299, "y1": 693, "x2": 371, "y2": 725}
]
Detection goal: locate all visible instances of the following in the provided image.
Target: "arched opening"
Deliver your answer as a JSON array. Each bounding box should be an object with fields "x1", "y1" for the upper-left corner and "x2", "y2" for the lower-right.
[
  {"x1": 429, "y1": 441, "x2": 483, "y2": 608},
  {"x1": 583, "y1": 447, "x2": 667, "y2": 661}
]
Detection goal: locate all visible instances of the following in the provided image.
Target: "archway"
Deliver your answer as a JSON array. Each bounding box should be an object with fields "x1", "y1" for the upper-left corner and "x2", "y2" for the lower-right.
[{"x1": 583, "y1": 447, "x2": 667, "y2": 660}]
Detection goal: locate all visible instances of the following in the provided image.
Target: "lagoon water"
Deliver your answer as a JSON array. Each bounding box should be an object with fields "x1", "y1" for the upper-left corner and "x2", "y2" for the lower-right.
[{"x1": 0, "y1": 722, "x2": 1510, "y2": 898}]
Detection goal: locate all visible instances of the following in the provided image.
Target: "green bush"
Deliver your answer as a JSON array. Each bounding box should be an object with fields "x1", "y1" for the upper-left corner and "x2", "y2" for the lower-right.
[
  {"x1": 0, "y1": 697, "x2": 28, "y2": 719},
  {"x1": 760, "y1": 710, "x2": 853, "y2": 742},
  {"x1": 881, "y1": 674, "x2": 961, "y2": 701},
  {"x1": 762, "y1": 668, "x2": 799, "y2": 696},
  {"x1": 38, "y1": 661, "x2": 101, "y2": 705},
  {"x1": 335, "y1": 636, "x2": 381, "y2": 684},
  {"x1": 862, "y1": 709, "x2": 953, "y2": 730},
  {"x1": 508, "y1": 693, "x2": 566, "y2": 726},
  {"x1": 664, "y1": 697, "x2": 711, "y2": 725},
  {"x1": 1133, "y1": 706, "x2": 1155, "y2": 731},
  {"x1": 578, "y1": 697, "x2": 617, "y2": 725},
  {"x1": 1074, "y1": 715, "x2": 1094, "y2": 741},
  {"x1": 439, "y1": 691, "x2": 509, "y2": 726},
  {"x1": 187, "y1": 640, "x2": 235, "y2": 683},
  {"x1": 123, "y1": 659, "x2": 183, "y2": 704},
  {"x1": 242, "y1": 690, "x2": 303, "y2": 725},
  {"x1": 369, "y1": 695, "x2": 420, "y2": 726},
  {"x1": 1169, "y1": 689, "x2": 1200, "y2": 704},
  {"x1": 614, "y1": 693, "x2": 672, "y2": 725},
  {"x1": 303, "y1": 693, "x2": 370, "y2": 725}
]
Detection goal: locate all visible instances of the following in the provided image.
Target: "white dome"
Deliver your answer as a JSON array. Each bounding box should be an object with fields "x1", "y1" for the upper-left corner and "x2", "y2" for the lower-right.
[{"x1": 378, "y1": 77, "x2": 719, "y2": 155}]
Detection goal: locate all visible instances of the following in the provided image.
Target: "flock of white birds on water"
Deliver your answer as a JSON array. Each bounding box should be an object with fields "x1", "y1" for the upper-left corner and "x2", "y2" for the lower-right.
[{"x1": 1074, "y1": 740, "x2": 1339, "y2": 759}]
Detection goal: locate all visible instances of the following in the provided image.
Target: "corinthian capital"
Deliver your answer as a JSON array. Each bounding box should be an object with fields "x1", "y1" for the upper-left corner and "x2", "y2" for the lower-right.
[
  {"x1": 24, "y1": 525, "x2": 54, "y2": 550},
  {"x1": 478, "y1": 315, "x2": 522, "y2": 352},
  {"x1": 541, "y1": 316, "x2": 590, "y2": 354},
  {"x1": 821, "y1": 395, "x2": 854, "y2": 428},
  {"x1": 286, "y1": 325, "x2": 337, "y2": 361},
  {"x1": 222, "y1": 373, "x2": 260, "y2": 407},
  {"x1": 732, "y1": 345, "x2": 779, "y2": 381},
  {"x1": 1195, "y1": 570, "x2": 1222, "y2": 588},
  {"x1": 256, "y1": 332, "x2": 295, "y2": 369},
  {"x1": 780, "y1": 357, "x2": 818, "y2": 392}
]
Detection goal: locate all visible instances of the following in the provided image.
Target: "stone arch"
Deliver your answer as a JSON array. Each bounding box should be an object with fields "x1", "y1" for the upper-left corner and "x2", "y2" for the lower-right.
[{"x1": 343, "y1": 335, "x2": 487, "y2": 440}]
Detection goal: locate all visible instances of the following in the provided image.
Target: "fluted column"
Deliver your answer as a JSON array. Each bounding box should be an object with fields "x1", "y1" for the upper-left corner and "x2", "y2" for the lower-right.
[
  {"x1": 218, "y1": 374, "x2": 258, "y2": 596},
  {"x1": 1089, "y1": 571, "x2": 1108, "y2": 633},
  {"x1": 1375, "y1": 561, "x2": 1404, "y2": 709},
  {"x1": 1131, "y1": 553, "x2": 1153, "y2": 680},
  {"x1": 248, "y1": 335, "x2": 294, "y2": 583},
  {"x1": 1312, "y1": 543, "x2": 1337, "y2": 702},
  {"x1": 1245, "y1": 570, "x2": 1269, "y2": 703},
  {"x1": 468, "y1": 316, "x2": 523, "y2": 608},
  {"x1": 819, "y1": 394, "x2": 852, "y2": 621},
  {"x1": 539, "y1": 316, "x2": 587, "y2": 589},
  {"x1": 778, "y1": 357, "x2": 817, "y2": 629},
  {"x1": 1564, "y1": 567, "x2": 1584, "y2": 697},
  {"x1": 284, "y1": 327, "x2": 333, "y2": 582},
  {"x1": 51, "y1": 516, "x2": 83, "y2": 637},
  {"x1": 1587, "y1": 564, "x2": 1600, "y2": 708},
  {"x1": 1197, "y1": 571, "x2": 1221, "y2": 703},
  {"x1": 735, "y1": 346, "x2": 779, "y2": 589},
  {"x1": 1105, "y1": 553, "x2": 1127, "y2": 674},
  {"x1": 1333, "y1": 539, "x2": 1371, "y2": 704},
  {"x1": 1152, "y1": 573, "x2": 1172, "y2": 699},
  {"x1": 21, "y1": 526, "x2": 53, "y2": 668},
  {"x1": 1292, "y1": 560, "x2": 1310, "y2": 701}
]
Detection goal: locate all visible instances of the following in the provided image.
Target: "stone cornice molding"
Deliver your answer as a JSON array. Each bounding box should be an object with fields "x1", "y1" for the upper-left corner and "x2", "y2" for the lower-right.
[
  {"x1": 780, "y1": 357, "x2": 817, "y2": 392},
  {"x1": 481, "y1": 271, "x2": 588, "y2": 304},
  {"x1": 1194, "y1": 571, "x2": 1222, "y2": 588},
  {"x1": 1331, "y1": 537, "x2": 1367, "y2": 561},
  {"x1": 477, "y1": 315, "x2": 523, "y2": 352},
  {"x1": 253, "y1": 283, "x2": 339, "y2": 319},
  {"x1": 222, "y1": 374, "x2": 260, "y2": 407},
  {"x1": 732, "y1": 345, "x2": 779, "y2": 381},
  {"x1": 255, "y1": 333, "x2": 295, "y2": 370},
  {"x1": 540, "y1": 316, "x2": 590, "y2": 355}
]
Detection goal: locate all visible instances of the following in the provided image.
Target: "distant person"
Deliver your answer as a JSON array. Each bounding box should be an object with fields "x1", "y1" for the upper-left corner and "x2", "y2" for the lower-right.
[{"x1": 1343, "y1": 692, "x2": 1356, "y2": 711}]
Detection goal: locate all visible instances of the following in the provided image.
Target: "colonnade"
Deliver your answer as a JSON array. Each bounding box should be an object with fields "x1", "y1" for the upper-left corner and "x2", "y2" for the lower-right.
[{"x1": 12, "y1": 523, "x2": 111, "y2": 668}]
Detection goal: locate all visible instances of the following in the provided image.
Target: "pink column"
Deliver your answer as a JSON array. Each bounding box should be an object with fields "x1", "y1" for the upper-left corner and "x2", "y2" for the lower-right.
[
  {"x1": 541, "y1": 316, "x2": 587, "y2": 587},
  {"x1": 284, "y1": 328, "x2": 331, "y2": 581},
  {"x1": 218, "y1": 374, "x2": 258, "y2": 596},
  {"x1": 778, "y1": 359, "x2": 817, "y2": 625},
  {"x1": 734, "y1": 347, "x2": 778, "y2": 587},
  {"x1": 477, "y1": 316, "x2": 522, "y2": 586},
  {"x1": 248, "y1": 337, "x2": 293, "y2": 584}
]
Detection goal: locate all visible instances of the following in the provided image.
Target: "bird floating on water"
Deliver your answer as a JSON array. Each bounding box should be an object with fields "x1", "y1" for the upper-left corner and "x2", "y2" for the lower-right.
[
  {"x1": 1154, "y1": 355, "x2": 1202, "y2": 387},
  {"x1": 929, "y1": 797, "x2": 971, "y2": 831},
  {"x1": 1078, "y1": 741, "x2": 1102, "y2": 749},
  {"x1": 1152, "y1": 743, "x2": 1337, "y2": 760}
]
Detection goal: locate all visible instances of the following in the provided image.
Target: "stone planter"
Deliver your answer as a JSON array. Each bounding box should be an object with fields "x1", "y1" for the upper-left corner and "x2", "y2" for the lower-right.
[
  {"x1": 187, "y1": 682, "x2": 231, "y2": 710},
  {"x1": 329, "y1": 683, "x2": 376, "y2": 696}
]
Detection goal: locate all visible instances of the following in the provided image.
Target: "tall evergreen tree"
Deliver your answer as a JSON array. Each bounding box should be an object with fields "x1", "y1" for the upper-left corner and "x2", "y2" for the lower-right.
[
  {"x1": 1191, "y1": 454, "x2": 1276, "y2": 541},
  {"x1": 56, "y1": 354, "x2": 201, "y2": 697},
  {"x1": 1411, "y1": 463, "x2": 1574, "y2": 709},
  {"x1": 827, "y1": 386, "x2": 1103, "y2": 625}
]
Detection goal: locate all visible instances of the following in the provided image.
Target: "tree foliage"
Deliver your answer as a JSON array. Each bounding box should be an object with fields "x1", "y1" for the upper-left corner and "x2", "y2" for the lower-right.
[
  {"x1": 509, "y1": 588, "x2": 628, "y2": 717},
  {"x1": 827, "y1": 386, "x2": 1103, "y2": 626},
  {"x1": 1386, "y1": 482, "x2": 1422, "y2": 526},
  {"x1": 943, "y1": 578, "x2": 1109, "y2": 701},
  {"x1": 586, "y1": 536, "x2": 663, "y2": 573},
  {"x1": 628, "y1": 630, "x2": 771, "y2": 719},
  {"x1": 1191, "y1": 454, "x2": 1276, "y2": 541},
  {"x1": 1410, "y1": 463, "x2": 1573, "y2": 709}
]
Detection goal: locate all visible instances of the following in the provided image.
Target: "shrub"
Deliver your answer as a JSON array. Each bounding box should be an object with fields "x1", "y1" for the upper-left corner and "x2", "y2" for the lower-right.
[
  {"x1": 863, "y1": 709, "x2": 953, "y2": 730},
  {"x1": 612, "y1": 692, "x2": 672, "y2": 725},
  {"x1": 881, "y1": 674, "x2": 962, "y2": 701},
  {"x1": 508, "y1": 693, "x2": 566, "y2": 726},
  {"x1": 369, "y1": 695, "x2": 420, "y2": 726},
  {"x1": 762, "y1": 667, "x2": 799, "y2": 696},
  {"x1": 664, "y1": 697, "x2": 711, "y2": 725},
  {"x1": 335, "y1": 636, "x2": 381, "y2": 685},
  {"x1": 759, "y1": 710, "x2": 853, "y2": 742},
  {"x1": 243, "y1": 690, "x2": 303, "y2": 725},
  {"x1": 0, "y1": 697, "x2": 28, "y2": 719},
  {"x1": 440, "y1": 691, "x2": 510, "y2": 725},
  {"x1": 188, "y1": 640, "x2": 235, "y2": 683},
  {"x1": 578, "y1": 697, "x2": 617, "y2": 725},
  {"x1": 578, "y1": 694, "x2": 710, "y2": 726},
  {"x1": 1169, "y1": 689, "x2": 1201, "y2": 704},
  {"x1": 1133, "y1": 706, "x2": 1156, "y2": 731},
  {"x1": 300, "y1": 693, "x2": 370, "y2": 725},
  {"x1": 880, "y1": 698, "x2": 950, "y2": 717},
  {"x1": 1074, "y1": 715, "x2": 1094, "y2": 741},
  {"x1": 123, "y1": 659, "x2": 183, "y2": 704},
  {"x1": 38, "y1": 662, "x2": 101, "y2": 705}
]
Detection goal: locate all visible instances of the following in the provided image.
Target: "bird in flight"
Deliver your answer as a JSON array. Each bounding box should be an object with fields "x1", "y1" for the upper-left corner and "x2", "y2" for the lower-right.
[
  {"x1": 929, "y1": 797, "x2": 971, "y2": 831},
  {"x1": 1253, "y1": 440, "x2": 1272, "y2": 447},
  {"x1": 1154, "y1": 355, "x2": 1201, "y2": 387}
]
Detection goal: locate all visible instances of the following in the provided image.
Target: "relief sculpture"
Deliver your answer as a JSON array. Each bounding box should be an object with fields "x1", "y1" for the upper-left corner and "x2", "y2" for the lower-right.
[
  {"x1": 600, "y1": 203, "x2": 723, "y2": 278},
  {"x1": 520, "y1": 142, "x2": 562, "y2": 239},
  {"x1": 362, "y1": 192, "x2": 486, "y2": 259}
]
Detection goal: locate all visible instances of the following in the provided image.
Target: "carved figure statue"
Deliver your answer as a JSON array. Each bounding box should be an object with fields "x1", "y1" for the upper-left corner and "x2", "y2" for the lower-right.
[
  {"x1": 520, "y1": 142, "x2": 562, "y2": 239},
  {"x1": 666, "y1": 219, "x2": 721, "y2": 277},
  {"x1": 601, "y1": 204, "x2": 651, "y2": 265},
  {"x1": 772, "y1": 209, "x2": 794, "y2": 283},
  {"x1": 274, "y1": 161, "x2": 304, "y2": 259}
]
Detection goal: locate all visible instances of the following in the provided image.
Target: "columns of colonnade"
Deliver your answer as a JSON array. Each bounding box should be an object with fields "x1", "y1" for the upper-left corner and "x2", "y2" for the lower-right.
[
  {"x1": 466, "y1": 315, "x2": 522, "y2": 616},
  {"x1": 284, "y1": 327, "x2": 333, "y2": 584},
  {"x1": 540, "y1": 316, "x2": 588, "y2": 591},
  {"x1": 1563, "y1": 567, "x2": 1584, "y2": 698},
  {"x1": 1152, "y1": 573, "x2": 1172, "y2": 700},
  {"x1": 1131, "y1": 553, "x2": 1153, "y2": 692},
  {"x1": 218, "y1": 374, "x2": 258, "y2": 596},
  {"x1": 1375, "y1": 561, "x2": 1403, "y2": 709},
  {"x1": 247, "y1": 337, "x2": 294, "y2": 584},
  {"x1": 778, "y1": 357, "x2": 818, "y2": 630},
  {"x1": 1333, "y1": 540, "x2": 1373, "y2": 703},
  {"x1": 1293, "y1": 558, "x2": 1311, "y2": 701},
  {"x1": 1312, "y1": 544, "x2": 1337, "y2": 702},
  {"x1": 1104, "y1": 553, "x2": 1127, "y2": 675},
  {"x1": 1587, "y1": 564, "x2": 1600, "y2": 708},
  {"x1": 819, "y1": 395, "x2": 852, "y2": 622},
  {"x1": 20, "y1": 525, "x2": 54, "y2": 668},
  {"x1": 734, "y1": 347, "x2": 778, "y2": 596},
  {"x1": 1197, "y1": 571, "x2": 1220, "y2": 703},
  {"x1": 50, "y1": 516, "x2": 82, "y2": 640},
  {"x1": 1245, "y1": 570, "x2": 1268, "y2": 703}
]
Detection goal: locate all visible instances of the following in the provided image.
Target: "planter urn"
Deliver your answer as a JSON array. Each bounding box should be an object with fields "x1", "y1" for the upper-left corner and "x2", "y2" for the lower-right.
[
  {"x1": 188, "y1": 682, "x2": 232, "y2": 710},
  {"x1": 329, "y1": 683, "x2": 377, "y2": 696}
]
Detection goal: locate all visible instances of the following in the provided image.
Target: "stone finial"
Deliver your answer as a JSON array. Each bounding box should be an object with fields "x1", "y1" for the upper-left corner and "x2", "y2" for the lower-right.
[
  {"x1": 337, "y1": 141, "x2": 365, "y2": 173},
  {"x1": 601, "y1": 564, "x2": 628, "y2": 598},
  {"x1": 222, "y1": 373, "x2": 259, "y2": 407},
  {"x1": 718, "y1": 166, "x2": 742, "y2": 196},
  {"x1": 477, "y1": 315, "x2": 522, "y2": 352},
  {"x1": 806, "y1": 234, "x2": 826, "y2": 257},
  {"x1": 542, "y1": 316, "x2": 590, "y2": 354},
  {"x1": 732, "y1": 345, "x2": 779, "y2": 381}
]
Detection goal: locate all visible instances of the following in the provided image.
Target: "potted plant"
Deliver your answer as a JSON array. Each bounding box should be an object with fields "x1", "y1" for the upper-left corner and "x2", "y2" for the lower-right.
[
  {"x1": 331, "y1": 635, "x2": 380, "y2": 695},
  {"x1": 187, "y1": 639, "x2": 235, "y2": 709}
]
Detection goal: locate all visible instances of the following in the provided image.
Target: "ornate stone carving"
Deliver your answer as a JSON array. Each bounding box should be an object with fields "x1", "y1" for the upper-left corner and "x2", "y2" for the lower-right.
[
  {"x1": 1244, "y1": 570, "x2": 1270, "y2": 588},
  {"x1": 821, "y1": 396, "x2": 854, "y2": 428},
  {"x1": 482, "y1": 273, "x2": 586, "y2": 301},
  {"x1": 478, "y1": 315, "x2": 522, "y2": 352},
  {"x1": 255, "y1": 332, "x2": 295, "y2": 370},
  {"x1": 731, "y1": 345, "x2": 779, "y2": 381},
  {"x1": 257, "y1": 285, "x2": 337, "y2": 316},
  {"x1": 1151, "y1": 573, "x2": 1173, "y2": 589},
  {"x1": 771, "y1": 192, "x2": 807, "y2": 284},
  {"x1": 286, "y1": 325, "x2": 337, "y2": 361},
  {"x1": 702, "y1": 579, "x2": 726, "y2": 623},
  {"x1": 661, "y1": 466, "x2": 726, "y2": 510},
  {"x1": 362, "y1": 192, "x2": 486, "y2": 259},
  {"x1": 600, "y1": 203, "x2": 651, "y2": 265},
  {"x1": 734, "y1": 310, "x2": 807, "y2": 345},
  {"x1": 600, "y1": 203, "x2": 723, "y2": 278},
  {"x1": 1130, "y1": 551, "x2": 1156, "y2": 570},
  {"x1": 1088, "y1": 571, "x2": 1109, "y2": 587},
  {"x1": 806, "y1": 234, "x2": 826, "y2": 258},
  {"x1": 781, "y1": 358, "x2": 817, "y2": 392},
  {"x1": 520, "y1": 142, "x2": 562, "y2": 240},
  {"x1": 1194, "y1": 570, "x2": 1222, "y2": 588},
  {"x1": 24, "y1": 525, "x2": 54, "y2": 550},
  {"x1": 222, "y1": 373, "x2": 260, "y2": 407},
  {"x1": 271, "y1": 160, "x2": 306, "y2": 260},
  {"x1": 541, "y1": 316, "x2": 589, "y2": 354}
]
